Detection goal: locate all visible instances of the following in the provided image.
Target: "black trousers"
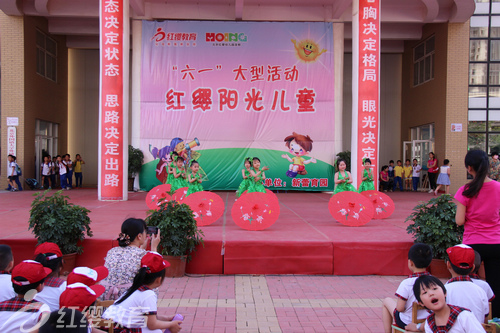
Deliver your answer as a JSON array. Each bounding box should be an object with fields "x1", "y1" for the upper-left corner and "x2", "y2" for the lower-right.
[
  {"x1": 428, "y1": 172, "x2": 437, "y2": 190},
  {"x1": 468, "y1": 243, "x2": 500, "y2": 317}
]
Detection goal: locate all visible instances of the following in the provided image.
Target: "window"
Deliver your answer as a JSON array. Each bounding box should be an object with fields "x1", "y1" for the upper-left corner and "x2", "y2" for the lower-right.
[
  {"x1": 413, "y1": 36, "x2": 435, "y2": 86},
  {"x1": 36, "y1": 30, "x2": 57, "y2": 82}
]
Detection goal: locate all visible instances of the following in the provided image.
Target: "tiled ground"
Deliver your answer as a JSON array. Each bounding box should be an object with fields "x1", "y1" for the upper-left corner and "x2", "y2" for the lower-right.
[{"x1": 156, "y1": 275, "x2": 406, "y2": 333}]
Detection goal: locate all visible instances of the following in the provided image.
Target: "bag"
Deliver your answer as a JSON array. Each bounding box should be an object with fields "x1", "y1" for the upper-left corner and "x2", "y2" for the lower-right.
[{"x1": 15, "y1": 163, "x2": 22, "y2": 176}]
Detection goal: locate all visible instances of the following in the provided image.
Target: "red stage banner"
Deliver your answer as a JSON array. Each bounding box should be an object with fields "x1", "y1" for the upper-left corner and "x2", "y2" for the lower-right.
[
  {"x1": 357, "y1": 0, "x2": 380, "y2": 188},
  {"x1": 99, "y1": 0, "x2": 124, "y2": 200}
]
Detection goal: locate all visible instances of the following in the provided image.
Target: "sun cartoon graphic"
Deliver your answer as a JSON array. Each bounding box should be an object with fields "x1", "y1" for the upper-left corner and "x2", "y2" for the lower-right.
[{"x1": 291, "y1": 39, "x2": 326, "y2": 63}]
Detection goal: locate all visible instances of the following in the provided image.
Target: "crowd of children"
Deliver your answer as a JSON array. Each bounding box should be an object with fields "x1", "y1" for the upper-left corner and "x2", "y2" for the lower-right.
[
  {"x1": 0, "y1": 242, "x2": 182, "y2": 333},
  {"x1": 382, "y1": 243, "x2": 494, "y2": 333}
]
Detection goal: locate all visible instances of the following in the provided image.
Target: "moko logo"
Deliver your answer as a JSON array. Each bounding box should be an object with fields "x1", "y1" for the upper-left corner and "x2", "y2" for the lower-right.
[{"x1": 205, "y1": 32, "x2": 248, "y2": 42}]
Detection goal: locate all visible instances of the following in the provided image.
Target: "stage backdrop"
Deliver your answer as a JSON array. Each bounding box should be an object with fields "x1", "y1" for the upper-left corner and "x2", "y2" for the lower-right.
[{"x1": 139, "y1": 21, "x2": 335, "y2": 191}]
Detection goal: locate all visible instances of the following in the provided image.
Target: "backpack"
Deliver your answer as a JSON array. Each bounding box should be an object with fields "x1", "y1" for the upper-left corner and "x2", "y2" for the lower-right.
[{"x1": 15, "y1": 163, "x2": 22, "y2": 176}]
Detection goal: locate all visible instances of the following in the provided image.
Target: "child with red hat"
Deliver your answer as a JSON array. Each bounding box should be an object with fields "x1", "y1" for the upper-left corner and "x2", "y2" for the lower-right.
[
  {"x1": 0, "y1": 244, "x2": 16, "y2": 302},
  {"x1": 102, "y1": 252, "x2": 183, "y2": 333},
  {"x1": 33, "y1": 242, "x2": 67, "y2": 311},
  {"x1": 0, "y1": 260, "x2": 51, "y2": 332},
  {"x1": 445, "y1": 244, "x2": 489, "y2": 323}
]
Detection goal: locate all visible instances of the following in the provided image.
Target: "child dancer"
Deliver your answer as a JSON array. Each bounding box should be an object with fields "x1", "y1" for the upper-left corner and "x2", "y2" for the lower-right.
[
  {"x1": 333, "y1": 159, "x2": 356, "y2": 194},
  {"x1": 186, "y1": 160, "x2": 203, "y2": 196},
  {"x1": 165, "y1": 152, "x2": 177, "y2": 190},
  {"x1": 102, "y1": 252, "x2": 182, "y2": 333},
  {"x1": 248, "y1": 157, "x2": 268, "y2": 193},
  {"x1": 171, "y1": 156, "x2": 187, "y2": 193},
  {"x1": 236, "y1": 157, "x2": 252, "y2": 197},
  {"x1": 435, "y1": 159, "x2": 451, "y2": 195},
  {"x1": 358, "y1": 158, "x2": 375, "y2": 193}
]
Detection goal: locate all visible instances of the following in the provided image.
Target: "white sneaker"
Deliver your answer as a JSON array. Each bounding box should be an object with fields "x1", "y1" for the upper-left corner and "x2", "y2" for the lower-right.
[{"x1": 428, "y1": 189, "x2": 434, "y2": 193}]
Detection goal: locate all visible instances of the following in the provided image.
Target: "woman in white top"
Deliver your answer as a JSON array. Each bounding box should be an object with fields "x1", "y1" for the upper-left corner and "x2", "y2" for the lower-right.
[{"x1": 434, "y1": 158, "x2": 451, "y2": 195}]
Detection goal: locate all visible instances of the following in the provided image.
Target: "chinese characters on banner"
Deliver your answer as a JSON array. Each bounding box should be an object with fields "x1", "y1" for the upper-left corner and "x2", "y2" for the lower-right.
[
  {"x1": 7, "y1": 127, "x2": 16, "y2": 156},
  {"x1": 357, "y1": 0, "x2": 380, "y2": 187},
  {"x1": 100, "y1": 0, "x2": 124, "y2": 200}
]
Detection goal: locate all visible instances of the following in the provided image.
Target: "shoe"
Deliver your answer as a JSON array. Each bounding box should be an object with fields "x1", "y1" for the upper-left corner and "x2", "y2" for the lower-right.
[
  {"x1": 48, "y1": 187, "x2": 52, "y2": 190},
  {"x1": 428, "y1": 189, "x2": 434, "y2": 193}
]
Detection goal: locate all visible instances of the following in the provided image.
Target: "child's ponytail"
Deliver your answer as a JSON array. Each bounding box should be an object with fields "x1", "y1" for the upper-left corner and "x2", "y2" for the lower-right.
[{"x1": 115, "y1": 267, "x2": 165, "y2": 304}]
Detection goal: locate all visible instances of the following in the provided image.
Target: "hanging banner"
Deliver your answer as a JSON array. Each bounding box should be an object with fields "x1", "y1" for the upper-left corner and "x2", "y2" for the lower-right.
[
  {"x1": 7, "y1": 127, "x2": 16, "y2": 156},
  {"x1": 99, "y1": 0, "x2": 126, "y2": 200},
  {"x1": 356, "y1": 0, "x2": 380, "y2": 188},
  {"x1": 140, "y1": 21, "x2": 335, "y2": 191}
]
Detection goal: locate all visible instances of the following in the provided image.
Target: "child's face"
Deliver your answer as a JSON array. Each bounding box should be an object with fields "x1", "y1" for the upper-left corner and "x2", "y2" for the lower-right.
[
  {"x1": 397, "y1": 161, "x2": 402, "y2": 166},
  {"x1": 191, "y1": 164, "x2": 199, "y2": 173},
  {"x1": 175, "y1": 141, "x2": 185, "y2": 152},
  {"x1": 44, "y1": 157, "x2": 48, "y2": 163},
  {"x1": 419, "y1": 283, "x2": 446, "y2": 311},
  {"x1": 253, "y1": 160, "x2": 260, "y2": 169},
  {"x1": 7, "y1": 156, "x2": 12, "y2": 162},
  {"x1": 364, "y1": 162, "x2": 371, "y2": 169},
  {"x1": 244, "y1": 161, "x2": 251, "y2": 169},
  {"x1": 405, "y1": 161, "x2": 410, "y2": 166},
  {"x1": 413, "y1": 160, "x2": 417, "y2": 165},
  {"x1": 176, "y1": 159, "x2": 184, "y2": 168},
  {"x1": 338, "y1": 161, "x2": 346, "y2": 171},
  {"x1": 288, "y1": 140, "x2": 306, "y2": 156}
]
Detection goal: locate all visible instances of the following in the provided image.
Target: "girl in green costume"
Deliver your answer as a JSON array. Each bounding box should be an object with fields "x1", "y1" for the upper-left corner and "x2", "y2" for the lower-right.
[
  {"x1": 247, "y1": 157, "x2": 269, "y2": 193},
  {"x1": 333, "y1": 158, "x2": 356, "y2": 194},
  {"x1": 171, "y1": 156, "x2": 188, "y2": 193},
  {"x1": 236, "y1": 157, "x2": 252, "y2": 197},
  {"x1": 186, "y1": 160, "x2": 203, "y2": 196},
  {"x1": 358, "y1": 158, "x2": 375, "y2": 193},
  {"x1": 165, "y1": 152, "x2": 177, "y2": 190}
]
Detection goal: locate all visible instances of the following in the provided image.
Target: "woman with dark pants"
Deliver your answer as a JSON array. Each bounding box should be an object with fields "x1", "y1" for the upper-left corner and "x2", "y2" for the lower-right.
[
  {"x1": 455, "y1": 149, "x2": 500, "y2": 317},
  {"x1": 426, "y1": 152, "x2": 438, "y2": 193}
]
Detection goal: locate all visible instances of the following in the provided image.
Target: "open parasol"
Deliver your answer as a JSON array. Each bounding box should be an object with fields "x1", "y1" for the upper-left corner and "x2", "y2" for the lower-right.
[
  {"x1": 361, "y1": 190, "x2": 395, "y2": 219},
  {"x1": 328, "y1": 191, "x2": 374, "y2": 227},
  {"x1": 231, "y1": 192, "x2": 280, "y2": 231},
  {"x1": 145, "y1": 184, "x2": 172, "y2": 210},
  {"x1": 171, "y1": 187, "x2": 189, "y2": 203},
  {"x1": 182, "y1": 191, "x2": 225, "y2": 226}
]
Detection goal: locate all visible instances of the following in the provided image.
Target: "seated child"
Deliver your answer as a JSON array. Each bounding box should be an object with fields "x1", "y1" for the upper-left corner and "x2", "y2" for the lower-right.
[
  {"x1": 67, "y1": 266, "x2": 109, "y2": 287},
  {"x1": 0, "y1": 244, "x2": 16, "y2": 302},
  {"x1": 469, "y1": 250, "x2": 495, "y2": 302},
  {"x1": 0, "y1": 260, "x2": 51, "y2": 332},
  {"x1": 39, "y1": 308, "x2": 89, "y2": 333},
  {"x1": 413, "y1": 275, "x2": 484, "y2": 332},
  {"x1": 34, "y1": 242, "x2": 67, "y2": 311},
  {"x1": 102, "y1": 252, "x2": 182, "y2": 333},
  {"x1": 382, "y1": 243, "x2": 433, "y2": 333},
  {"x1": 445, "y1": 244, "x2": 489, "y2": 323}
]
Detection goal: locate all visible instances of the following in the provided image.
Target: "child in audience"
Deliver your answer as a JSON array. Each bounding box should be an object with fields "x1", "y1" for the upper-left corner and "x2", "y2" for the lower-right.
[
  {"x1": 380, "y1": 165, "x2": 389, "y2": 192},
  {"x1": 382, "y1": 243, "x2": 433, "y2": 333},
  {"x1": 103, "y1": 252, "x2": 182, "y2": 333},
  {"x1": 413, "y1": 275, "x2": 484, "y2": 332},
  {"x1": 469, "y1": 250, "x2": 495, "y2": 302},
  {"x1": 445, "y1": 244, "x2": 489, "y2": 323},
  {"x1": 434, "y1": 159, "x2": 451, "y2": 195},
  {"x1": 67, "y1": 266, "x2": 109, "y2": 287},
  {"x1": 34, "y1": 242, "x2": 67, "y2": 311},
  {"x1": 0, "y1": 244, "x2": 16, "y2": 302},
  {"x1": 393, "y1": 160, "x2": 404, "y2": 192},
  {"x1": 40, "y1": 156, "x2": 52, "y2": 189},
  {"x1": 39, "y1": 308, "x2": 89, "y2": 333},
  {"x1": 404, "y1": 159, "x2": 413, "y2": 191},
  {"x1": 388, "y1": 160, "x2": 395, "y2": 191},
  {"x1": 412, "y1": 159, "x2": 421, "y2": 192},
  {"x1": 0, "y1": 260, "x2": 51, "y2": 332}
]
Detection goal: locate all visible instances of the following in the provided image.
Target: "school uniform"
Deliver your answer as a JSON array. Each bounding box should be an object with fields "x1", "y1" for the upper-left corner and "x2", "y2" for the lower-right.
[
  {"x1": 58, "y1": 162, "x2": 68, "y2": 189},
  {"x1": 471, "y1": 276, "x2": 495, "y2": 302},
  {"x1": 0, "y1": 296, "x2": 50, "y2": 333},
  {"x1": 394, "y1": 272, "x2": 430, "y2": 326},
  {"x1": 34, "y1": 276, "x2": 66, "y2": 311},
  {"x1": 103, "y1": 285, "x2": 161, "y2": 333},
  {"x1": 412, "y1": 164, "x2": 421, "y2": 191},
  {"x1": 445, "y1": 276, "x2": 489, "y2": 323},
  {"x1": 0, "y1": 272, "x2": 16, "y2": 302},
  {"x1": 424, "y1": 305, "x2": 485, "y2": 333}
]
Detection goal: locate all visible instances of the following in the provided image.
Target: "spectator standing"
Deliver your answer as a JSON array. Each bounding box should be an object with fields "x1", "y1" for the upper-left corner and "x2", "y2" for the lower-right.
[{"x1": 73, "y1": 154, "x2": 85, "y2": 188}]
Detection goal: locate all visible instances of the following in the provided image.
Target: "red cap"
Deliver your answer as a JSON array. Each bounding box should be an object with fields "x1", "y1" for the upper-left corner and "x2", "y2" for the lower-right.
[
  {"x1": 141, "y1": 252, "x2": 169, "y2": 273},
  {"x1": 446, "y1": 244, "x2": 475, "y2": 269},
  {"x1": 34, "y1": 242, "x2": 62, "y2": 260},
  {"x1": 11, "y1": 260, "x2": 52, "y2": 285},
  {"x1": 59, "y1": 283, "x2": 106, "y2": 312},
  {"x1": 67, "y1": 266, "x2": 109, "y2": 286}
]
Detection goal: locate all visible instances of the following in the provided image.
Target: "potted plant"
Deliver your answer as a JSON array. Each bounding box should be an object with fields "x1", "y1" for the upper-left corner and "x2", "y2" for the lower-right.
[
  {"x1": 128, "y1": 145, "x2": 144, "y2": 191},
  {"x1": 405, "y1": 194, "x2": 464, "y2": 277},
  {"x1": 28, "y1": 190, "x2": 93, "y2": 273},
  {"x1": 145, "y1": 200, "x2": 204, "y2": 277}
]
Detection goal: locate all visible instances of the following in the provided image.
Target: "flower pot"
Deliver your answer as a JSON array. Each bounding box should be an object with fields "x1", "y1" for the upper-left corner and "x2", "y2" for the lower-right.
[
  {"x1": 163, "y1": 255, "x2": 187, "y2": 277},
  {"x1": 61, "y1": 253, "x2": 78, "y2": 276},
  {"x1": 429, "y1": 259, "x2": 450, "y2": 279}
]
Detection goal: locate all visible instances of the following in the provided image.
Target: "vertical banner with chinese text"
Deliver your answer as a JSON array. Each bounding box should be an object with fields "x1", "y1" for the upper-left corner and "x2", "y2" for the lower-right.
[
  {"x1": 99, "y1": 0, "x2": 128, "y2": 200},
  {"x1": 356, "y1": 0, "x2": 380, "y2": 189}
]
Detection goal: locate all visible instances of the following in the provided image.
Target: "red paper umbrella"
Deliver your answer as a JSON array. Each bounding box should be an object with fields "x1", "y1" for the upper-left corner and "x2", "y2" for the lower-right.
[
  {"x1": 361, "y1": 190, "x2": 395, "y2": 219},
  {"x1": 171, "y1": 187, "x2": 189, "y2": 203},
  {"x1": 328, "y1": 191, "x2": 374, "y2": 227},
  {"x1": 145, "y1": 184, "x2": 172, "y2": 210},
  {"x1": 265, "y1": 189, "x2": 279, "y2": 206},
  {"x1": 232, "y1": 192, "x2": 280, "y2": 231},
  {"x1": 182, "y1": 191, "x2": 225, "y2": 226}
]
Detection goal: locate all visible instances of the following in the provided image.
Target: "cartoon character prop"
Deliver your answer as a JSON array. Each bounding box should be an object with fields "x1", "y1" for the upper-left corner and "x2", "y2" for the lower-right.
[
  {"x1": 291, "y1": 39, "x2": 327, "y2": 63},
  {"x1": 281, "y1": 132, "x2": 316, "y2": 178}
]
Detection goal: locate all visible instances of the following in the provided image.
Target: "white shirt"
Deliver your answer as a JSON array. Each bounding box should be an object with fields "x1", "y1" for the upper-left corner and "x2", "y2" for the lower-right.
[
  {"x1": 58, "y1": 162, "x2": 67, "y2": 175},
  {"x1": 0, "y1": 298, "x2": 50, "y2": 333},
  {"x1": 471, "y1": 278, "x2": 495, "y2": 302},
  {"x1": 424, "y1": 309, "x2": 484, "y2": 333},
  {"x1": 440, "y1": 165, "x2": 450, "y2": 174},
  {"x1": 67, "y1": 160, "x2": 73, "y2": 170},
  {"x1": 395, "y1": 275, "x2": 430, "y2": 324},
  {"x1": 34, "y1": 279, "x2": 67, "y2": 312},
  {"x1": 0, "y1": 275, "x2": 16, "y2": 302},
  {"x1": 41, "y1": 163, "x2": 51, "y2": 176},
  {"x1": 412, "y1": 164, "x2": 422, "y2": 177},
  {"x1": 8, "y1": 161, "x2": 16, "y2": 177},
  {"x1": 103, "y1": 287, "x2": 161, "y2": 333},
  {"x1": 445, "y1": 280, "x2": 489, "y2": 323}
]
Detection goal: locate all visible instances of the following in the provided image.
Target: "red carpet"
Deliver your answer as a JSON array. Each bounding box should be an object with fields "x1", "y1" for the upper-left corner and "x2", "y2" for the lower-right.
[{"x1": 0, "y1": 189, "x2": 425, "y2": 275}]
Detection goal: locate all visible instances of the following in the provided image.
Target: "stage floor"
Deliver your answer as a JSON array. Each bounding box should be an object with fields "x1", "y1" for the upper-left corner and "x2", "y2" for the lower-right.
[{"x1": 0, "y1": 189, "x2": 425, "y2": 276}]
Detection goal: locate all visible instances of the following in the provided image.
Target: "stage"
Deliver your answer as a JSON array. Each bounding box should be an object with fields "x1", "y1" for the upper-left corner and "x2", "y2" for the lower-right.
[{"x1": 0, "y1": 189, "x2": 422, "y2": 276}]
